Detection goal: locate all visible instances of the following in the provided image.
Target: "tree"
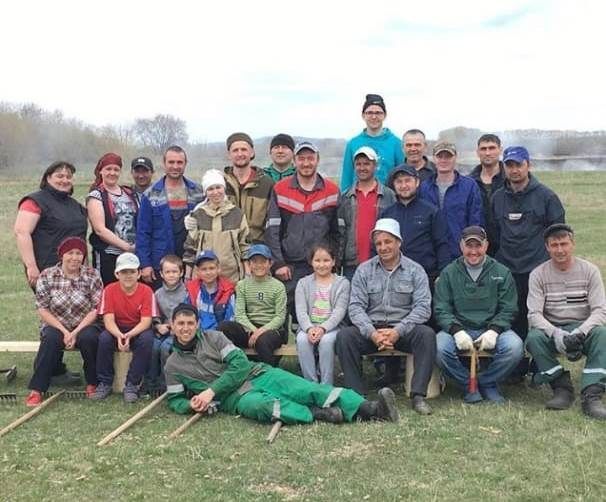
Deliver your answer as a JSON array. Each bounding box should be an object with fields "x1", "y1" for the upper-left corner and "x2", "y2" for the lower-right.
[{"x1": 133, "y1": 114, "x2": 189, "y2": 154}]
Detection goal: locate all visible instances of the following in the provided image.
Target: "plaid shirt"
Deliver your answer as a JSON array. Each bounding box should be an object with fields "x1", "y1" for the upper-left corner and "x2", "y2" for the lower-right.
[{"x1": 35, "y1": 264, "x2": 103, "y2": 331}]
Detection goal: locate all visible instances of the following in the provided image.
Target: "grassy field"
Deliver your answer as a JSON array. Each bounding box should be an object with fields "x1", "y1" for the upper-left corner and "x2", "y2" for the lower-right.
[{"x1": 1, "y1": 171, "x2": 606, "y2": 501}]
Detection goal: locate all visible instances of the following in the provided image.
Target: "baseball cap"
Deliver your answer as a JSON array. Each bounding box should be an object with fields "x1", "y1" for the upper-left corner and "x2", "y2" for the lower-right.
[
  {"x1": 131, "y1": 156, "x2": 154, "y2": 171},
  {"x1": 115, "y1": 252, "x2": 140, "y2": 272},
  {"x1": 461, "y1": 226, "x2": 487, "y2": 244},
  {"x1": 353, "y1": 146, "x2": 378, "y2": 162},
  {"x1": 543, "y1": 223, "x2": 574, "y2": 241},
  {"x1": 390, "y1": 163, "x2": 419, "y2": 179},
  {"x1": 433, "y1": 141, "x2": 457, "y2": 156},
  {"x1": 246, "y1": 244, "x2": 272, "y2": 260},
  {"x1": 372, "y1": 218, "x2": 402, "y2": 241},
  {"x1": 503, "y1": 146, "x2": 530, "y2": 163},
  {"x1": 294, "y1": 141, "x2": 319, "y2": 155},
  {"x1": 195, "y1": 250, "x2": 219, "y2": 266}
]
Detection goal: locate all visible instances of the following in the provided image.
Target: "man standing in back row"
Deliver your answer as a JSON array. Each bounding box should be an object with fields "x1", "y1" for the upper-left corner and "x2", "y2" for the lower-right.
[
  {"x1": 264, "y1": 133, "x2": 296, "y2": 182},
  {"x1": 492, "y1": 146, "x2": 565, "y2": 371},
  {"x1": 223, "y1": 133, "x2": 274, "y2": 243},
  {"x1": 401, "y1": 129, "x2": 435, "y2": 182},
  {"x1": 340, "y1": 94, "x2": 404, "y2": 191}
]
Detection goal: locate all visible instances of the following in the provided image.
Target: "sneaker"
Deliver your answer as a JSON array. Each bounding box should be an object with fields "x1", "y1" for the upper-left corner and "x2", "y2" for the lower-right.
[
  {"x1": 479, "y1": 385, "x2": 506, "y2": 404},
  {"x1": 85, "y1": 384, "x2": 97, "y2": 399},
  {"x1": 123, "y1": 382, "x2": 139, "y2": 403},
  {"x1": 411, "y1": 395, "x2": 432, "y2": 416},
  {"x1": 90, "y1": 382, "x2": 112, "y2": 400},
  {"x1": 25, "y1": 390, "x2": 42, "y2": 407}
]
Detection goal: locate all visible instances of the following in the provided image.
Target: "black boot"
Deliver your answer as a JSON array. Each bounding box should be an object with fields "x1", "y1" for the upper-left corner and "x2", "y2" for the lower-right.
[
  {"x1": 581, "y1": 384, "x2": 606, "y2": 420},
  {"x1": 545, "y1": 371, "x2": 574, "y2": 410},
  {"x1": 354, "y1": 388, "x2": 399, "y2": 422},
  {"x1": 311, "y1": 406, "x2": 344, "y2": 424},
  {"x1": 411, "y1": 394, "x2": 432, "y2": 416}
]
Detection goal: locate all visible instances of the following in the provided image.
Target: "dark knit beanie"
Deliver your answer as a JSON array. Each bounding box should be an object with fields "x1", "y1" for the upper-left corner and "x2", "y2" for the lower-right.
[
  {"x1": 226, "y1": 132, "x2": 254, "y2": 150},
  {"x1": 270, "y1": 133, "x2": 295, "y2": 152},
  {"x1": 362, "y1": 94, "x2": 386, "y2": 113}
]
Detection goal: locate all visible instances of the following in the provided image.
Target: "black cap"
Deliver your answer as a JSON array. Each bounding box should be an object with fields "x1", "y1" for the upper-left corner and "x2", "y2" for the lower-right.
[
  {"x1": 460, "y1": 226, "x2": 488, "y2": 243},
  {"x1": 172, "y1": 303, "x2": 199, "y2": 321},
  {"x1": 390, "y1": 163, "x2": 419, "y2": 179},
  {"x1": 131, "y1": 156, "x2": 154, "y2": 171},
  {"x1": 270, "y1": 133, "x2": 295, "y2": 152},
  {"x1": 543, "y1": 223, "x2": 574, "y2": 241},
  {"x1": 362, "y1": 94, "x2": 386, "y2": 113}
]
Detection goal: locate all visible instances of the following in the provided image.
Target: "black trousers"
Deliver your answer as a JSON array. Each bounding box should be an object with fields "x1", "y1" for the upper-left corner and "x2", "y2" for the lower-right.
[
  {"x1": 336, "y1": 324, "x2": 436, "y2": 397},
  {"x1": 29, "y1": 325, "x2": 100, "y2": 392},
  {"x1": 280, "y1": 262, "x2": 313, "y2": 324},
  {"x1": 92, "y1": 250, "x2": 119, "y2": 287},
  {"x1": 218, "y1": 321, "x2": 286, "y2": 367}
]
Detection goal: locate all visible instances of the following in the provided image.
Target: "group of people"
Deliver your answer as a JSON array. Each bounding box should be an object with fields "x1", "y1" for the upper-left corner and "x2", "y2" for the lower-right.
[{"x1": 12, "y1": 92, "x2": 606, "y2": 426}]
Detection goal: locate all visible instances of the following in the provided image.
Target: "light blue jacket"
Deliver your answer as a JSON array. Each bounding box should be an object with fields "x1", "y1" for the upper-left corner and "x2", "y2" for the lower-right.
[{"x1": 340, "y1": 128, "x2": 404, "y2": 191}]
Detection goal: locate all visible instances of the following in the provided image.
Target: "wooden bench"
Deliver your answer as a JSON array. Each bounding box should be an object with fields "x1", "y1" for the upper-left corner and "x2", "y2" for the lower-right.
[
  {"x1": 0, "y1": 341, "x2": 494, "y2": 398},
  {"x1": 0, "y1": 341, "x2": 132, "y2": 393}
]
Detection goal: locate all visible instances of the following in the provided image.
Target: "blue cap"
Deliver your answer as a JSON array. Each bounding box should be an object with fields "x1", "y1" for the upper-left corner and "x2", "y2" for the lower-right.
[
  {"x1": 195, "y1": 250, "x2": 219, "y2": 265},
  {"x1": 246, "y1": 244, "x2": 272, "y2": 260},
  {"x1": 503, "y1": 146, "x2": 530, "y2": 164}
]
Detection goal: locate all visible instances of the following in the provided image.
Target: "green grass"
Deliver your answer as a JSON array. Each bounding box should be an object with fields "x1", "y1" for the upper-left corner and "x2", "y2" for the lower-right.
[{"x1": 1, "y1": 172, "x2": 606, "y2": 501}]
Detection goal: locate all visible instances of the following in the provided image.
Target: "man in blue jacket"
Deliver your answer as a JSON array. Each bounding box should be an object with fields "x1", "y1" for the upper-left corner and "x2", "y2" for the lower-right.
[
  {"x1": 136, "y1": 145, "x2": 204, "y2": 289},
  {"x1": 340, "y1": 94, "x2": 404, "y2": 191},
  {"x1": 382, "y1": 164, "x2": 450, "y2": 284},
  {"x1": 491, "y1": 146, "x2": 565, "y2": 370},
  {"x1": 419, "y1": 141, "x2": 483, "y2": 260}
]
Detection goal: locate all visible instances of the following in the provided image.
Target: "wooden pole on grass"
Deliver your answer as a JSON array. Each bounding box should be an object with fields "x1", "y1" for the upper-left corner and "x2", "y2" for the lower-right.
[
  {"x1": 0, "y1": 390, "x2": 65, "y2": 438},
  {"x1": 168, "y1": 412, "x2": 202, "y2": 439},
  {"x1": 266, "y1": 420, "x2": 283, "y2": 444},
  {"x1": 97, "y1": 392, "x2": 167, "y2": 446}
]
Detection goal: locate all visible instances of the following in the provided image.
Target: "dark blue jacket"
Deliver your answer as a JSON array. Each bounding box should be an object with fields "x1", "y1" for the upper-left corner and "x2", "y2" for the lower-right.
[
  {"x1": 380, "y1": 196, "x2": 451, "y2": 279},
  {"x1": 419, "y1": 171, "x2": 484, "y2": 259},
  {"x1": 491, "y1": 174, "x2": 565, "y2": 274},
  {"x1": 469, "y1": 162, "x2": 506, "y2": 255},
  {"x1": 136, "y1": 176, "x2": 204, "y2": 270}
]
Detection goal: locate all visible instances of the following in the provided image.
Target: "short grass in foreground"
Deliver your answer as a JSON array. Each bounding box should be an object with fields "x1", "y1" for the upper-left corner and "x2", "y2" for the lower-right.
[{"x1": 1, "y1": 172, "x2": 606, "y2": 501}]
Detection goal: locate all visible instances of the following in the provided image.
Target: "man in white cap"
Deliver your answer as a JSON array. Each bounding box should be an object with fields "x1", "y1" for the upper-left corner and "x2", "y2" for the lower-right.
[
  {"x1": 336, "y1": 218, "x2": 436, "y2": 415},
  {"x1": 338, "y1": 146, "x2": 396, "y2": 280}
]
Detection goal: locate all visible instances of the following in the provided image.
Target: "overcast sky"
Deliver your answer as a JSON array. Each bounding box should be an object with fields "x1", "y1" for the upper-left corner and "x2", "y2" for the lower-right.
[{"x1": 1, "y1": 0, "x2": 603, "y2": 142}]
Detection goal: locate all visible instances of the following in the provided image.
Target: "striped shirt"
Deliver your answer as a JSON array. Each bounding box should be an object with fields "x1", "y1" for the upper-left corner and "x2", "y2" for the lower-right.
[
  {"x1": 310, "y1": 284, "x2": 332, "y2": 324},
  {"x1": 235, "y1": 276, "x2": 287, "y2": 332},
  {"x1": 528, "y1": 257, "x2": 606, "y2": 335}
]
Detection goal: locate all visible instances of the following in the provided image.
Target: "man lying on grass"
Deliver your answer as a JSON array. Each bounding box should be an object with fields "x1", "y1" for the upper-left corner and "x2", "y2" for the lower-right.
[{"x1": 164, "y1": 303, "x2": 399, "y2": 424}]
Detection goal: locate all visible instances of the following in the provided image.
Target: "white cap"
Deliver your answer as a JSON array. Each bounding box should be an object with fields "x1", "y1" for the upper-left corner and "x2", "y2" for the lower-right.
[
  {"x1": 353, "y1": 146, "x2": 378, "y2": 162},
  {"x1": 202, "y1": 169, "x2": 226, "y2": 194},
  {"x1": 372, "y1": 218, "x2": 402, "y2": 241},
  {"x1": 115, "y1": 252, "x2": 140, "y2": 272}
]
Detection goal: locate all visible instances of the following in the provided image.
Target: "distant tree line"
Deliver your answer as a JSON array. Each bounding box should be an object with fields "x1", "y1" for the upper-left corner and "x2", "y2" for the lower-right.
[{"x1": 1, "y1": 102, "x2": 605, "y2": 175}]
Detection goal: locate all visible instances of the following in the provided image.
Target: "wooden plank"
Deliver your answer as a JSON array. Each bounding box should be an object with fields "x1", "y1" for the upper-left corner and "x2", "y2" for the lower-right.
[{"x1": 0, "y1": 341, "x2": 40, "y2": 352}]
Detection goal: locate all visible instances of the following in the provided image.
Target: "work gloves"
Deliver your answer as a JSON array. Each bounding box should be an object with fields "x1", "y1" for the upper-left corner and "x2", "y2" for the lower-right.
[
  {"x1": 453, "y1": 330, "x2": 474, "y2": 351},
  {"x1": 475, "y1": 329, "x2": 499, "y2": 351},
  {"x1": 552, "y1": 328, "x2": 584, "y2": 361}
]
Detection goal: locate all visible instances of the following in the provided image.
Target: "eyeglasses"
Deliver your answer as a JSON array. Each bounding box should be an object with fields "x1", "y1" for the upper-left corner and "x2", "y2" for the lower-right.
[{"x1": 364, "y1": 111, "x2": 385, "y2": 117}]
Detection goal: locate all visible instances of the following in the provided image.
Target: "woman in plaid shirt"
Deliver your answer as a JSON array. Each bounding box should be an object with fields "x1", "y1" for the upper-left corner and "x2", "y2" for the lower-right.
[{"x1": 25, "y1": 237, "x2": 103, "y2": 407}]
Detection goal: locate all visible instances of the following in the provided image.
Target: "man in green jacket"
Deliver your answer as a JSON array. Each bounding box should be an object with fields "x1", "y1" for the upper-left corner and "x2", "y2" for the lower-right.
[
  {"x1": 434, "y1": 226, "x2": 523, "y2": 404},
  {"x1": 164, "y1": 303, "x2": 399, "y2": 425}
]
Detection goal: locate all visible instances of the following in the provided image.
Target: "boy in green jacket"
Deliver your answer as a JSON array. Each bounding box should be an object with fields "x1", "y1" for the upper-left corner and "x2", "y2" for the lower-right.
[
  {"x1": 164, "y1": 303, "x2": 399, "y2": 425},
  {"x1": 434, "y1": 226, "x2": 523, "y2": 404}
]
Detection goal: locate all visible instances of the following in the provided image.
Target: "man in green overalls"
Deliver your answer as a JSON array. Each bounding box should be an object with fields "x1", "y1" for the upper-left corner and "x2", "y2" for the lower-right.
[{"x1": 165, "y1": 303, "x2": 399, "y2": 424}]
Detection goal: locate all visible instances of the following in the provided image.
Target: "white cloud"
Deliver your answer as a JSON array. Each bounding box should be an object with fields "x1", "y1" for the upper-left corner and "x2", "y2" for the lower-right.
[{"x1": 1, "y1": 0, "x2": 603, "y2": 141}]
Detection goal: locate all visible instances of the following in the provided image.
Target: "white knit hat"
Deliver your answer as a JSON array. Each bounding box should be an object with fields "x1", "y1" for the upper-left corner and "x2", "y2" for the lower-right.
[{"x1": 202, "y1": 169, "x2": 226, "y2": 194}]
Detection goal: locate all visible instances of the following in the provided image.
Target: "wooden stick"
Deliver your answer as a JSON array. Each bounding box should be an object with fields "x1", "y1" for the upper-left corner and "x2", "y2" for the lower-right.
[
  {"x1": 468, "y1": 347, "x2": 479, "y2": 393},
  {"x1": 0, "y1": 390, "x2": 65, "y2": 438},
  {"x1": 168, "y1": 413, "x2": 202, "y2": 439},
  {"x1": 266, "y1": 420, "x2": 283, "y2": 444},
  {"x1": 97, "y1": 392, "x2": 167, "y2": 446}
]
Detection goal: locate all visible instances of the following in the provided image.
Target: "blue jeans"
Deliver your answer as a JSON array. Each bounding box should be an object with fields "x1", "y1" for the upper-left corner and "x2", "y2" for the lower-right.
[
  {"x1": 436, "y1": 329, "x2": 523, "y2": 388},
  {"x1": 145, "y1": 334, "x2": 174, "y2": 390}
]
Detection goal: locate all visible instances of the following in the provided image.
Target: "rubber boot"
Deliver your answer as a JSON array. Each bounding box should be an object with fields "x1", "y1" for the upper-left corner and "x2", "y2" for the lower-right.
[
  {"x1": 545, "y1": 371, "x2": 574, "y2": 410},
  {"x1": 354, "y1": 388, "x2": 399, "y2": 422},
  {"x1": 311, "y1": 406, "x2": 344, "y2": 424},
  {"x1": 581, "y1": 384, "x2": 606, "y2": 420}
]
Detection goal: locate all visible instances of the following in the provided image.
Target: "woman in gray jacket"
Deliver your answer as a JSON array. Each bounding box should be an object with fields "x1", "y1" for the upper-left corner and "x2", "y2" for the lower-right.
[{"x1": 295, "y1": 244, "x2": 350, "y2": 384}]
